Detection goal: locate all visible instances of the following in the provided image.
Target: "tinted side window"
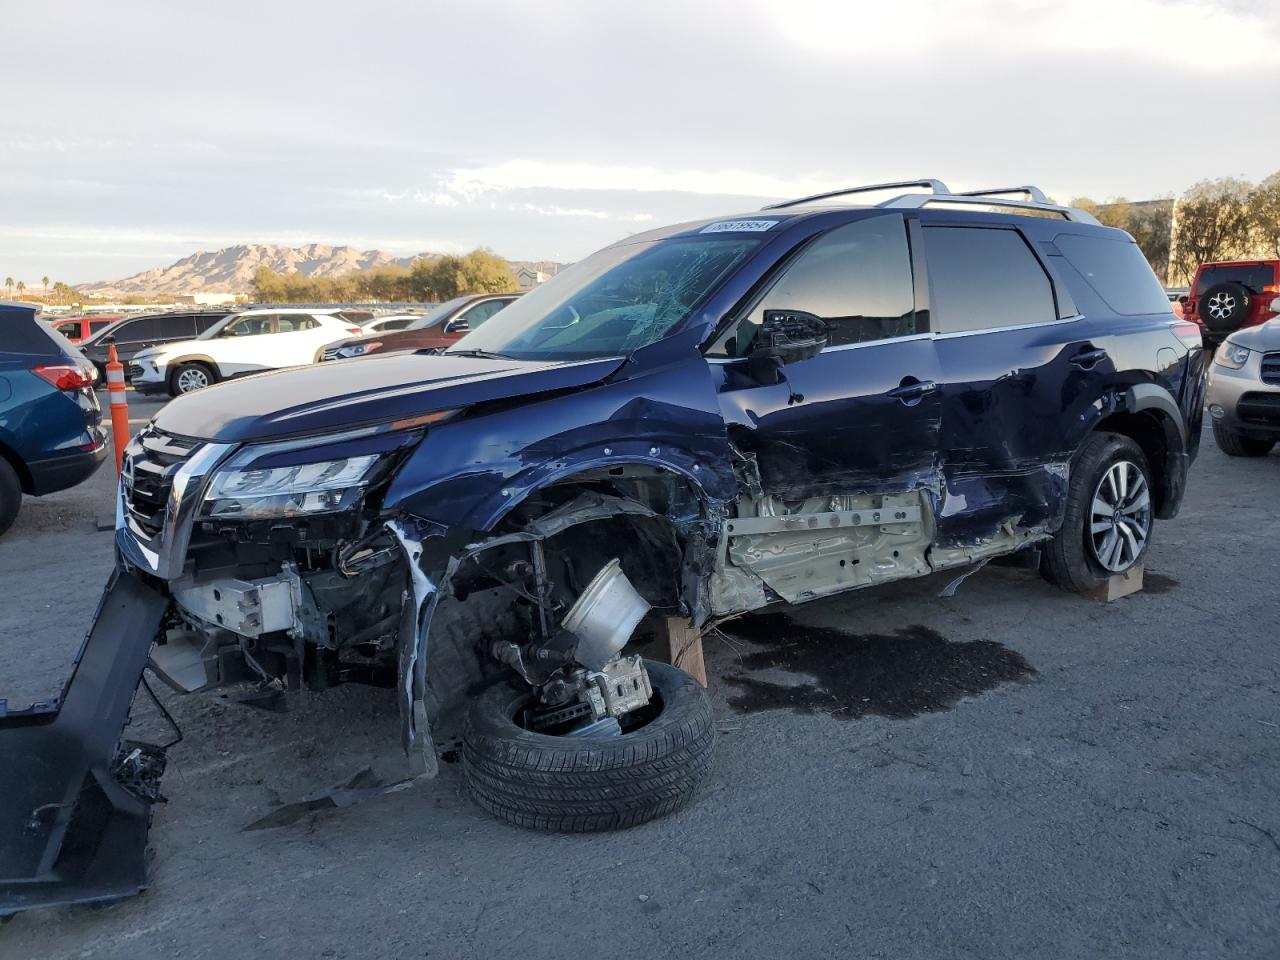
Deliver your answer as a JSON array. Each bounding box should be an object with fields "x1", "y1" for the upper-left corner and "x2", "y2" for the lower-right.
[
  {"x1": 924, "y1": 226, "x2": 1056, "y2": 333},
  {"x1": 89, "y1": 319, "x2": 114, "y2": 334},
  {"x1": 458, "y1": 300, "x2": 510, "y2": 327},
  {"x1": 194, "y1": 314, "x2": 226, "y2": 333},
  {"x1": 54, "y1": 320, "x2": 81, "y2": 338},
  {"x1": 155, "y1": 315, "x2": 198, "y2": 338},
  {"x1": 1055, "y1": 234, "x2": 1170, "y2": 315},
  {"x1": 710, "y1": 214, "x2": 916, "y2": 356},
  {"x1": 113, "y1": 317, "x2": 162, "y2": 342}
]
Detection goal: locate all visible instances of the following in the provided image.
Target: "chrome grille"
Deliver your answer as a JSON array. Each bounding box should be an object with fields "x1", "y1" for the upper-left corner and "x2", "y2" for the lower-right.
[
  {"x1": 126, "y1": 362, "x2": 144, "y2": 379},
  {"x1": 123, "y1": 428, "x2": 200, "y2": 536},
  {"x1": 1261, "y1": 352, "x2": 1280, "y2": 386},
  {"x1": 320, "y1": 346, "x2": 341, "y2": 362}
]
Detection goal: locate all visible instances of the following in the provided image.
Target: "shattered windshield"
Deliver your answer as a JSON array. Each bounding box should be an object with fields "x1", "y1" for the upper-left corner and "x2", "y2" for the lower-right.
[{"x1": 447, "y1": 235, "x2": 762, "y2": 361}]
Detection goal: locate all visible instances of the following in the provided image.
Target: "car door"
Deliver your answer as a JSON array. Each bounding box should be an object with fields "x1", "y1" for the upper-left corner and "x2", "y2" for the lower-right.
[
  {"x1": 110, "y1": 316, "x2": 165, "y2": 362},
  {"x1": 210, "y1": 314, "x2": 279, "y2": 374},
  {"x1": 706, "y1": 213, "x2": 943, "y2": 602},
  {"x1": 921, "y1": 220, "x2": 1104, "y2": 560}
]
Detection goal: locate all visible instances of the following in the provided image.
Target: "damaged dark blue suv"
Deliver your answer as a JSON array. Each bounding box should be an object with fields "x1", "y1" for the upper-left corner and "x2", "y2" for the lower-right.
[{"x1": 0, "y1": 181, "x2": 1206, "y2": 914}]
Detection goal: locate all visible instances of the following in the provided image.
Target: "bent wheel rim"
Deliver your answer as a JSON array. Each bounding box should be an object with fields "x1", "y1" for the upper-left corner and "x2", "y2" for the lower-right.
[
  {"x1": 177, "y1": 369, "x2": 208, "y2": 392},
  {"x1": 1089, "y1": 460, "x2": 1152, "y2": 572}
]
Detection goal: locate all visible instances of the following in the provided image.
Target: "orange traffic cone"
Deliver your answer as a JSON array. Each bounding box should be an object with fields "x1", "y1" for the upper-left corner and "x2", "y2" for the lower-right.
[{"x1": 106, "y1": 343, "x2": 130, "y2": 473}]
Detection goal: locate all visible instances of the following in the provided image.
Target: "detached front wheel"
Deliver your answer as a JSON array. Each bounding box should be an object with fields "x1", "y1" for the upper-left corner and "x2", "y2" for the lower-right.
[{"x1": 463, "y1": 659, "x2": 714, "y2": 832}]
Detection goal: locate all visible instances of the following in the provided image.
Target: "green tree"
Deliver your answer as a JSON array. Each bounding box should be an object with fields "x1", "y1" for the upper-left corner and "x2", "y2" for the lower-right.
[
  {"x1": 457, "y1": 249, "x2": 519, "y2": 294},
  {"x1": 1170, "y1": 178, "x2": 1255, "y2": 284},
  {"x1": 15, "y1": 280, "x2": 25, "y2": 298},
  {"x1": 250, "y1": 266, "x2": 287, "y2": 302},
  {"x1": 3, "y1": 277, "x2": 12, "y2": 297},
  {"x1": 41, "y1": 275, "x2": 49, "y2": 293}
]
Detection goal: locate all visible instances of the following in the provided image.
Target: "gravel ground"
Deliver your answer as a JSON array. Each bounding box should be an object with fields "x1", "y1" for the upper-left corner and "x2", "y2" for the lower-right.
[{"x1": 1, "y1": 398, "x2": 1277, "y2": 960}]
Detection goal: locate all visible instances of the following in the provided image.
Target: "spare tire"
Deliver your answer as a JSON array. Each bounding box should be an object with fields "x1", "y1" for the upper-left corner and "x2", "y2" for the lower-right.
[
  {"x1": 463, "y1": 659, "x2": 714, "y2": 832},
  {"x1": 1200, "y1": 282, "x2": 1251, "y2": 332}
]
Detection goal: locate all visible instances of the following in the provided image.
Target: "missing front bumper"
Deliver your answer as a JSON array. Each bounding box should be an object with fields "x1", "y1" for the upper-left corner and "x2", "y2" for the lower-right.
[{"x1": 0, "y1": 571, "x2": 167, "y2": 917}]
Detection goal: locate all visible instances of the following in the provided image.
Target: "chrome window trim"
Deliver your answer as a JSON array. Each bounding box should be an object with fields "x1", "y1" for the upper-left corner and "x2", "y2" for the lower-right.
[
  {"x1": 703, "y1": 318, "x2": 1083, "y2": 364},
  {"x1": 931, "y1": 314, "x2": 1083, "y2": 339}
]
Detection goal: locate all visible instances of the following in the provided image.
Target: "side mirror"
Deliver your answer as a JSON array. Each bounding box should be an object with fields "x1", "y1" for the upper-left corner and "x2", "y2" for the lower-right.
[
  {"x1": 444, "y1": 318, "x2": 470, "y2": 334},
  {"x1": 748, "y1": 310, "x2": 828, "y2": 372}
]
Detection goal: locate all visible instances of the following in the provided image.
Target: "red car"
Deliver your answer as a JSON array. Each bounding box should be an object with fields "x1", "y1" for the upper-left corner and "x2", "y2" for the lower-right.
[
  {"x1": 44, "y1": 315, "x2": 121, "y2": 344},
  {"x1": 1183, "y1": 260, "x2": 1279, "y2": 345},
  {"x1": 319, "y1": 294, "x2": 519, "y2": 361}
]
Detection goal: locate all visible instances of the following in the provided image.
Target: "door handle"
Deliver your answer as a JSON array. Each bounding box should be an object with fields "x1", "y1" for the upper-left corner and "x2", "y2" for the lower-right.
[
  {"x1": 886, "y1": 379, "x2": 938, "y2": 405},
  {"x1": 1069, "y1": 347, "x2": 1108, "y2": 369}
]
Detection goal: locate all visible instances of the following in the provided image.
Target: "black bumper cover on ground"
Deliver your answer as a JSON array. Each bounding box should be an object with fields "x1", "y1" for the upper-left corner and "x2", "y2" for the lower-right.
[{"x1": 0, "y1": 571, "x2": 166, "y2": 917}]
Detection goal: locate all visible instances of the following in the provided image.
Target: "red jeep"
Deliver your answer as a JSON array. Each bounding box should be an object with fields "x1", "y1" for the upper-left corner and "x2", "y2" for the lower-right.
[{"x1": 1183, "y1": 260, "x2": 1279, "y2": 345}]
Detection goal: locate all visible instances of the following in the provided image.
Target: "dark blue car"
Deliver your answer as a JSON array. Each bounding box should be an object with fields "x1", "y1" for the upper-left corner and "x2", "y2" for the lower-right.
[
  {"x1": 0, "y1": 182, "x2": 1208, "y2": 914},
  {"x1": 0, "y1": 303, "x2": 107, "y2": 536}
]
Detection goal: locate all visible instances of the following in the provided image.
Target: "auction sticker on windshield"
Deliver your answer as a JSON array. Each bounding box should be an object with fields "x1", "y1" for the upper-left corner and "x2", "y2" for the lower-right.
[{"x1": 700, "y1": 219, "x2": 781, "y2": 234}]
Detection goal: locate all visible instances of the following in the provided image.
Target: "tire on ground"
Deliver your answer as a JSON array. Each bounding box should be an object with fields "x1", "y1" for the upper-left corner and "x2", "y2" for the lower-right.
[
  {"x1": 168, "y1": 361, "x2": 216, "y2": 397},
  {"x1": 1212, "y1": 420, "x2": 1276, "y2": 458},
  {"x1": 463, "y1": 659, "x2": 714, "y2": 832},
  {"x1": 0, "y1": 456, "x2": 21, "y2": 537},
  {"x1": 1041, "y1": 431, "x2": 1154, "y2": 594}
]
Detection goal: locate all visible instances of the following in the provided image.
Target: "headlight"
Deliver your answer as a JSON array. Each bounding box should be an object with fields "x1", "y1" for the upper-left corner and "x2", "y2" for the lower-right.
[
  {"x1": 1214, "y1": 342, "x2": 1252, "y2": 369},
  {"x1": 203, "y1": 453, "x2": 380, "y2": 519},
  {"x1": 338, "y1": 341, "x2": 382, "y2": 358}
]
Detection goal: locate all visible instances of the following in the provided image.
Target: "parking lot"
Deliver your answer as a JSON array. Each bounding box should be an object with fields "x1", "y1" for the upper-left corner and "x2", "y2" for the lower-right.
[{"x1": 2, "y1": 390, "x2": 1278, "y2": 960}]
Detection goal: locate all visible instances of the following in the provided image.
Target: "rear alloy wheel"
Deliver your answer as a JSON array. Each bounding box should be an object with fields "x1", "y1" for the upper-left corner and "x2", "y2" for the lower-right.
[
  {"x1": 463, "y1": 659, "x2": 714, "y2": 832},
  {"x1": 1212, "y1": 420, "x2": 1276, "y2": 458},
  {"x1": 0, "y1": 457, "x2": 21, "y2": 538},
  {"x1": 1041, "y1": 432, "x2": 1154, "y2": 593},
  {"x1": 169, "y1": 362, "x2": 214, "y2": 397}
]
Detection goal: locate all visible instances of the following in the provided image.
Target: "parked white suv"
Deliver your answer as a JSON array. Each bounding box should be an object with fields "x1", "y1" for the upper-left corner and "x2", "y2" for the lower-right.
[{"x1": 130, "y1": 309, "x2": 366, "y2": 397}]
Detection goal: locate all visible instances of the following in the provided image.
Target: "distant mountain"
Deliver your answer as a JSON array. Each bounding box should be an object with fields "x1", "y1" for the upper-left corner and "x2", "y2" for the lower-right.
[{"x1": 76, "y1": 244, "x2": 423, "y2": 298}]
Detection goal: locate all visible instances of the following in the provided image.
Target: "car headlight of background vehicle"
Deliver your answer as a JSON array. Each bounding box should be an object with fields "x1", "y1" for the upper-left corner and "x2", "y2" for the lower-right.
[
  {"x1": 202, "y1": 452, "x2": 381, "y2": 519},
  {"x1": 1214, "y1": 342, "x2": 1253, "y2": 369},
  {"x1": 337, "y1": 341, "x2": 382, "y2": 358}
]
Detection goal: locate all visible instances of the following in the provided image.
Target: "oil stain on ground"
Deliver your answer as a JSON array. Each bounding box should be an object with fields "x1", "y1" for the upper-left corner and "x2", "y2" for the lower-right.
[
  {"x1": 1142, "y1": 573, "x2": 1179, "y2": 595},
  {"x1": 721, "y1": 612, "x2": 1035, "y2": 721}
]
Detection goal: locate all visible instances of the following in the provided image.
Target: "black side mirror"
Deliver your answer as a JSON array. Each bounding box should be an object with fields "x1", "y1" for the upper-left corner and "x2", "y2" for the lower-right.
[
  {"x1": 444, "y1": 318, "x2": 470, "y2": 335},
  {"x1": 749, "y1": 309, "x2": 828, "y2": 371}
]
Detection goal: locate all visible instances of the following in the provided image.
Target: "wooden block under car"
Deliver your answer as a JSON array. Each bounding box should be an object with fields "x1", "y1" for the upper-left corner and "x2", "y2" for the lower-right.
[
  {"x1": 1084, "y1": 564, "x2": 1144, "y2": 602},
  {"x1": 655, "y1": 615, "x2": 708, "y2": 687}
]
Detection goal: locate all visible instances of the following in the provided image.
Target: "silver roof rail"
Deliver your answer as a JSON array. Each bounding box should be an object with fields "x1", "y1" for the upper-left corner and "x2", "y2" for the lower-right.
[
  {"x1": 763, "y1": 179, "x2": 952, "y2": 210},
  {"x1": 957, "y1": 185, "x2": 1049, "y2": 203},
  {"x1": 763, "y1": 178, "x2": 1100, "y2": 224}
]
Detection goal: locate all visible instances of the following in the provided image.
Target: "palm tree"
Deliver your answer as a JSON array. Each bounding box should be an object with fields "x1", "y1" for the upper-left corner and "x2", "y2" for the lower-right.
[
  {"x1": 15, "y1": 281, "x2": 25, "y2": 298},
  {"x1": 41, "y1": 275, "x2": 49, "y2": 294},
  {"x1": 4, "y1": 277, "x2": 12, "y2": 298}
]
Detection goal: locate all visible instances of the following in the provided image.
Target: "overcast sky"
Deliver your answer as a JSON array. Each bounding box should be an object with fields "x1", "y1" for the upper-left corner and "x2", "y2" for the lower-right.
[{"x1": 3, "y1": 0, "x2": 1278, "y2": 285}]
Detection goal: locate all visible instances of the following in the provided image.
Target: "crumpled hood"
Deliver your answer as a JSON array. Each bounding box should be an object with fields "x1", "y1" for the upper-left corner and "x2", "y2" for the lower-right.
[{"x1": 152, "y1": 353, "x2": 626, "y2": 443}]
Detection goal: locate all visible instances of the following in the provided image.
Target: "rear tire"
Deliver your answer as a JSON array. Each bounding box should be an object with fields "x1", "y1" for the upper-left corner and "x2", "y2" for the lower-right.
[
  {"x1": 1212, "y1": 421, "x2": 1276, "y2": 458},
  {"x1": 0, "y1": 457, "x2": 22, "y2": 538},
  {"x1": 463, "y1": 659, "x2": 714, "y2": 832},
  {"x1": 168, "y1": 362, "x2": 215, "y2": 397},
  {"x1": 1041, "y1": 432, "x2": 1154, "y2": 593}
]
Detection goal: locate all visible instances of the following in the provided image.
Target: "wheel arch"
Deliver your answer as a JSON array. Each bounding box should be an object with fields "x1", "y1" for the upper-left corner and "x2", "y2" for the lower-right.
[
  {"x1": 166, "y1": 355, "x2": 223, "y2": 379},
  {"x1": 0, "y1": 437, "x2": 33, "y2": 495},
  {"x1": 1092, "y1": 384, "x2": 1187, "y2": 520}
]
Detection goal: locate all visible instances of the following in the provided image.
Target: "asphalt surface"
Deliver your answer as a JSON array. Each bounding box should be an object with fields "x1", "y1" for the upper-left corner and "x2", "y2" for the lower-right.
[{"x1": 1, "y1": 392, "x2": 1278, "y2": 960}]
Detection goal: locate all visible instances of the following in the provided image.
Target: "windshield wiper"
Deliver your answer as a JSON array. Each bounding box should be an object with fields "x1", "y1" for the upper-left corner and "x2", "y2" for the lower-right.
[{"x1": 445, "y1": 349, "x2": 515, "y2": 360}]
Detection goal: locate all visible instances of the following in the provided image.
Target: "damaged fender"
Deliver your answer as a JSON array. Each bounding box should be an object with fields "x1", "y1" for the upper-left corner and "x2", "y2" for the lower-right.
[{"x1": 0, "y1": 571, "x2": 167, "y2": 917}]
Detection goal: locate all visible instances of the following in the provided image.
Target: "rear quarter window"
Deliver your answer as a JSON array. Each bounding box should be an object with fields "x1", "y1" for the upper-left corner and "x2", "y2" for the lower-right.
[
  {"x1": 2, "y1": 312, "x2": 67, "y2": 356},
  {"x1": 1055, "y1": 234, "x2": 1171, "y2": 316}
]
